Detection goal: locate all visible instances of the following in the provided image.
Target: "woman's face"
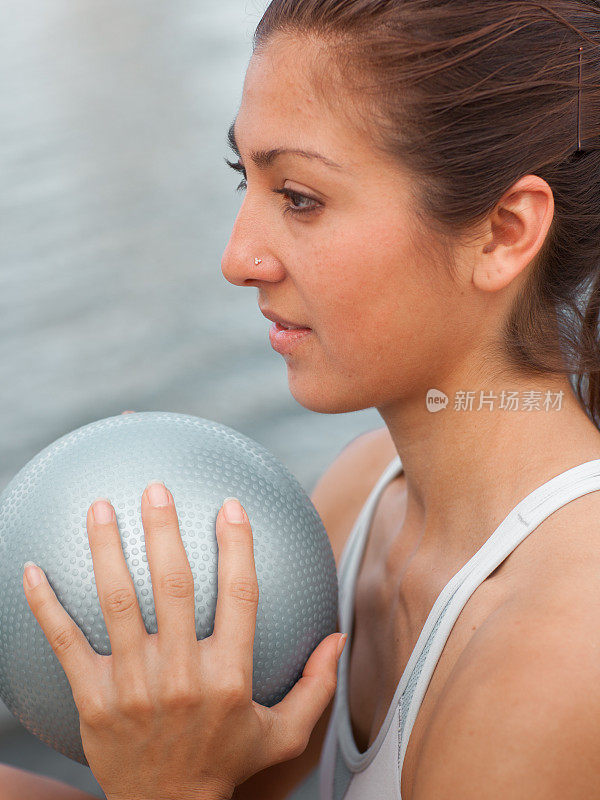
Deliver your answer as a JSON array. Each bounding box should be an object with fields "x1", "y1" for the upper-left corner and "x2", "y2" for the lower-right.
[{"x1": 221, "y1": 33, "x2": 477, "y2": 414}]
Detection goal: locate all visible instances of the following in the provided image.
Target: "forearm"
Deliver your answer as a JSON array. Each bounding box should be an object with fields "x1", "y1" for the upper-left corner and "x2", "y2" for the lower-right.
[
  {"x1": 0, "y1": 763, "x2": 236, "y2": 800},
  {"x1": 0, "y1": 763, "x2": 102, "y2": 800}
]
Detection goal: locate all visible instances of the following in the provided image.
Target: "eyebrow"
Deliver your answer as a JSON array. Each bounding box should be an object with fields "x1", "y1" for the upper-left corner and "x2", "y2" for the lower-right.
[{"x1": 227, "y1": 119, "x2": 345, "y2": 171}]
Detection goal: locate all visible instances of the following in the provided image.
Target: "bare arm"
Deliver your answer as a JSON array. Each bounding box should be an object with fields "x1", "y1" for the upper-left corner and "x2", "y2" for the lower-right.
[
  {"x1": 0, "y1": 763, "x2": 102, "y2": 800},
  {"x1": 411, "y1": 595, "x2": 600, "y2": 799}
]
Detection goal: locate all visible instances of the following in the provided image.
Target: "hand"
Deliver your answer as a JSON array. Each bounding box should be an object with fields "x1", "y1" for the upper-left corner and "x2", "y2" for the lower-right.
[{"x1": 22, "y1": 483, "x2": 346, "y2": 800}]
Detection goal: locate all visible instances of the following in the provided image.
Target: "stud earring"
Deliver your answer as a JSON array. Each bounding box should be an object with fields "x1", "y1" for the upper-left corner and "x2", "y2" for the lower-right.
[{"x1": 254, "y1": 257, "x2": 262, "y2": 265}]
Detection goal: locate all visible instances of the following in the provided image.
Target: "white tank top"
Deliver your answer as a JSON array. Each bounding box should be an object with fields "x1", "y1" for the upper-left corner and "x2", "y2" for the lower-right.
[{"x1": 285, "y1": 453, "x2": 600, "y2": 800}]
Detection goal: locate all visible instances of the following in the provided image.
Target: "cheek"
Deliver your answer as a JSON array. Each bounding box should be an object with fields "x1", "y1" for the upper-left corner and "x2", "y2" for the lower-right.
[
  {"x1": 313, "y1": 262, "x2": 455, "y2": 384},
  {"x1": 304, "y1": 212, "x2": 456, "y2": 360}
]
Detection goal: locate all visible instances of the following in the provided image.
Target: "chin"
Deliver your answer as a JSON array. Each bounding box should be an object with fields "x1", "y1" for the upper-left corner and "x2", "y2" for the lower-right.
[{"x1": 285, "y1": 367, "x2": 376, "y2": 415}]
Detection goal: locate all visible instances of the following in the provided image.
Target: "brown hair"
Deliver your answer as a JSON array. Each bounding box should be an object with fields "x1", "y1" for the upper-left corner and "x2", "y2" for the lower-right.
[{"x1": 252, "y1": 0, "x2": 600, "y2": 425}]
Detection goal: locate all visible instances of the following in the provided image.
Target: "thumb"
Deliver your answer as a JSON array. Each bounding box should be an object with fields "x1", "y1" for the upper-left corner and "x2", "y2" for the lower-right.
[{"x1": 267, "y1": 632, "x2": 347, "y2": 762}]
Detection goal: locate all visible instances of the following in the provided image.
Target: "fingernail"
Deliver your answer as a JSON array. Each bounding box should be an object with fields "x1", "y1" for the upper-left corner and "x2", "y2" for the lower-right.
[
  {"x1": 336, "y1": 633, "x2": 348, "y2": 661},
  {"x1": 92, "y1": 498, "x2": 115, "y2": 524},
  {"x1": 24, "y1": 561, "x2": 42, "y2": 589},
  {"x1": 146, "y1": 480, "x2": 170, "y2": 508},
  {"x1": 223, "y1": 497, "x2": 246, "y2": 524}
]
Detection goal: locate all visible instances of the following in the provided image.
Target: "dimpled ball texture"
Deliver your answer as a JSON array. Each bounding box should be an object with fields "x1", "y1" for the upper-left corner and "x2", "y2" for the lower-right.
[{"x1": 0, "y1": 412, "x2": 338, "y2": 764}]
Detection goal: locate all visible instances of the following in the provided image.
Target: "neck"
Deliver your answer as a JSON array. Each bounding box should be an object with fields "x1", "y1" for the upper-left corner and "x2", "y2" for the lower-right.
[{"x1": 378, "y1": 371, "x2": 600, "y2": 563}]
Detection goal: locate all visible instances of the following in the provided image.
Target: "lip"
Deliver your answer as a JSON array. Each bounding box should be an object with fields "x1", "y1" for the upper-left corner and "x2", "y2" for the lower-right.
[
  {"x1": 268, "y1": 321, "x2": 312, "y2": 355},
  {"x1": 259, "y1": 306, "x2": 311, "y2": 330}
]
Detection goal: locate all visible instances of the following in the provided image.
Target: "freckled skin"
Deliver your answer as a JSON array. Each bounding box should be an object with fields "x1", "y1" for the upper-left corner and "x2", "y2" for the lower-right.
[
  {"x1": 223, "y1": 36, "x2": 464, "y2": 416},
  {"x1": 221, "y1": 30, "x2": 600, "y2": 563}
]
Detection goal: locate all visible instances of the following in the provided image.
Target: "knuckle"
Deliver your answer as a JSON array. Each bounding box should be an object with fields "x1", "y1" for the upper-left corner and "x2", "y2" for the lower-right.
[
  {"x1": 104, "y1": 586, "x2": 138, "y2": 617},
  {"x1": 218, "y1": 670, "x2": 247, "y2": 707},
  {"x1": 229, "y1": 576, "x2": 259, "y2": 606},
  {"x1": 323, "y1": 674, "x2": 338, "y2": 697},
  {"x1": 146, "y1": 513, "x2": 175, "y2": 532},
  {"x1": 90, "y1": 532, "x2": 116, "y2": 552},
  {"x1": 159, "y1": 570, "x2": 195, "y2": 600},
  {"x1": 33, "y1": 594, "x2": 51, "y2": 616},
  {"x1": 221, "y1": 528, "x2": 250, "y2": 547},
  {"x1": 118, "y1": 686, "x2": 152, "y2": 719},
  {"x1": 161, "y1": 682, "x2": 195, "y2": 711},
  {"x1": 281, "y1": 729, "x2": 309, "y2": 761},
  {"x1": 49, "y1": 623, "x2": 78, "y2": 655},
  {"x1": 158, "y1": 666, "x2": 199, "y2": 710},
  {"x1": 78, "y1": 695, "x2": 109, "y2": 728}
]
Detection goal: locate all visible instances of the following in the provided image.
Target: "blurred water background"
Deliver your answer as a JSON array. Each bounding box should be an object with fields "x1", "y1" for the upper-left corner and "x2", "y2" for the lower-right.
[{"x1": 0, "y1": 0, "x2": 382, "y2": 794}]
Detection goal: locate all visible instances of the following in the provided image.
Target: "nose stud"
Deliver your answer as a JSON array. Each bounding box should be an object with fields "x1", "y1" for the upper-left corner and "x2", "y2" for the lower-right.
[{"x1": 254, "y1": 257, "x2": 262, "y2": 265}]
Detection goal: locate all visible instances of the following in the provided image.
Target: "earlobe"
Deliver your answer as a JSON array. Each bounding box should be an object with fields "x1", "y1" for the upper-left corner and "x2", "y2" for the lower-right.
[{"x1": 472, "y1": 251, "x2": 526, "y2": 293}]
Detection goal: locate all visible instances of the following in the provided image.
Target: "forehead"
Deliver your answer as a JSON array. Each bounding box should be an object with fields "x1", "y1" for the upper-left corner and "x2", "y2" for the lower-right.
[
  {"x1": 243, "y1": 34, "x2": 324, "y2": 111},
  {"x1": 235, "y1": 34, "x2": 367, "y2": 168}
]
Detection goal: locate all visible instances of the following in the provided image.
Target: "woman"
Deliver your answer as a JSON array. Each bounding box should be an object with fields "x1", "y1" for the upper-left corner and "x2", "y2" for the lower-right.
[{"x1": 4, "y1": 0, "x2": 600, "y2": 797}]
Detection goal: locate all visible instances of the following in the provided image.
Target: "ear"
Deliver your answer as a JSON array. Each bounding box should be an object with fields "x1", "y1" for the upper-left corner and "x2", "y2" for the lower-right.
[{"x1": 472, "y1": 175, "x2": 554, "y2": 293}]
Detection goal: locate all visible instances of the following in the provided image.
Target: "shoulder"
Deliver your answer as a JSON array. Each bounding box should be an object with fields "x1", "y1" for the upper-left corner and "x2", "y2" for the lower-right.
[
  {"x1": 310, "y1": 426, "x2": 398, "y2": 567},
  {"x1": 411, "y1": 576, "x2": 600, "y2": 799}
]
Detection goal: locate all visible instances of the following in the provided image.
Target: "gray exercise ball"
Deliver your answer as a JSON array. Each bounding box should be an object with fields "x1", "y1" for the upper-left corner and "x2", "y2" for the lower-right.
[{"x1": 0, "y1": 411, "x2": 338, "y2": 764}]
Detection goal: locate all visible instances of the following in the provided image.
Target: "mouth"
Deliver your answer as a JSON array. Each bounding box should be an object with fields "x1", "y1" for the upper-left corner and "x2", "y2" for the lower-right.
[
  {"x1": 259, "y1": 306, "x2": 311, "y2": 331},
  {"x1": 272, "y1": 320, "x2": 311, "y2": 333},
  {"x1": 268, "y1": 321, "x2": 313, "y2": 354}
]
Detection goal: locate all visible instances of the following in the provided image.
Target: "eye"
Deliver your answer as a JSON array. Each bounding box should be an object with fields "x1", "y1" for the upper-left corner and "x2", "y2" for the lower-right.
[
  {"x1": 224, "y1": 157, "x2": 321, "y2": 218},
  {"x1": 273, "y1": 187, "x2": 321, "y2": 217}
]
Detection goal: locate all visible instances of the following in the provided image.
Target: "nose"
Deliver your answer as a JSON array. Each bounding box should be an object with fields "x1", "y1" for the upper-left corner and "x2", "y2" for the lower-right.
[{"x1": 221, "y1": 203, "x2": 284, "y2": 287}]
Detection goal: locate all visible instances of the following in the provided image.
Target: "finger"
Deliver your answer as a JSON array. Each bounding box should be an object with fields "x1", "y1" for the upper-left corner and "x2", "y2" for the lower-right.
[
  {"x1": 121, "y1": 410, "x2": 135, "y2": 414},
  {"x1": 86, "y1": 499, "x2": 148, "y2": 668},
  {"x1": 140, "y1": 482, "x2": 198, "y2": 653},
  {"x1": 22, "y1": 561, "x2": 99, "y2": 703},
  {"x1": 265, "y1": 633, "x2": 345, "y2": 763},
  {"x1": 211, "y1": 498, "x2": 259, "y2": 683}
]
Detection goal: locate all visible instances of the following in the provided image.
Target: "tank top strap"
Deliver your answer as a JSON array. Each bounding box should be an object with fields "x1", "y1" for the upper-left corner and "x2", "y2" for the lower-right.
[
  {"x1": 318, "y1": 452, "x2": 403, "y2": 800},
  {"x1": 337, "y1": 454, "x2": 403, "y2": 620},
  {"x1": 397, "y1": 456, "x2": 600, "y2": 771}
]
